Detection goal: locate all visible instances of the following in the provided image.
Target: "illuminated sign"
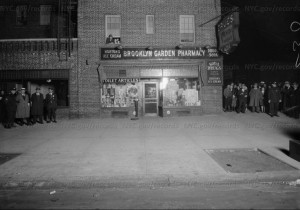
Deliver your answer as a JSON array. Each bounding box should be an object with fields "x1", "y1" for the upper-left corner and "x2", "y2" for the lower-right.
[
  {"x1": 217, "y1": 8, "x2": 240, "y2": 54},
  {"x1": 100, "y1": 47, "x2": 219, "y2": 60}
]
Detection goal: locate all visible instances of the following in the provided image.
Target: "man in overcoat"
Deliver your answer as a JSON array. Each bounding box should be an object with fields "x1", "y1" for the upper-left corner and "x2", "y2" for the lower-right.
[
  {"x1": 31, "y1": 87, "x2": 44, "y2": 124},
  {"x1": 268, "y1": 82, "x2": 282, "y2": 117},
  {"x1": 45, "y1": 87, "x2": 57, "y2": 123},
  {"x1": 4, "y1": 88, "x2": 17, "y2": 128},
  {"x1": 237, "y1": 84, "x2": 248, "y2": 113},
  {"x1": 290, "y1": 82, "x2": 300, "y2": 119},
  {"x1": 0, "y1": 90, "x2": 6, "y2": 127},
  {"x1": 15, "y1": 88, "x2": 31, "y2": 126},
  {"x1": 249, "y1": 83, "x2": 263, "y2": 113}
]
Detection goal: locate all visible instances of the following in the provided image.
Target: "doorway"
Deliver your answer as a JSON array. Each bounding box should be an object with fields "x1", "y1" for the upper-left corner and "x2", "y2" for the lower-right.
[{"x1": 143, "y1": 82, "x2": 159, "y2": 116}]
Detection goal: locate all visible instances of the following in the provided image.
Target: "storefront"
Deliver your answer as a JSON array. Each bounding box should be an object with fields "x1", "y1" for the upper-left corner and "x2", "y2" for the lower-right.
[
  {"x1": 99, "y1": 47, "x2": 223, "y2": 117},
  {"x1": 0, "y1": 69, "x2": 69, "y2": 107}
]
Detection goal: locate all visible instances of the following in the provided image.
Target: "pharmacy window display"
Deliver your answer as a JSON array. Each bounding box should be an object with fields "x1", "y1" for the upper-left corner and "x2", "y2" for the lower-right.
[
  {"x1": 101, "y1": 82, "x2": 138, "y2": 108},
  {"x1": 161, "y1": 78, "x2": 201, "y2": 107}
]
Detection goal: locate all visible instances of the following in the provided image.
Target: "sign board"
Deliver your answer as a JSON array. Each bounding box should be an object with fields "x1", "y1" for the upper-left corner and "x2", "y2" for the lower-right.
[
  {"x1": 100, "y1": 47, "x2": 219, "y2": 60},
  {"x1": 207, "y1": 61, "x2": 223, "y2": 85},
  {"x1": 103, "y1": 78, "x2": 140, "y2": 83},
  {"x1": 217, "y1": 8, "x2": 240, "y2": 54}
]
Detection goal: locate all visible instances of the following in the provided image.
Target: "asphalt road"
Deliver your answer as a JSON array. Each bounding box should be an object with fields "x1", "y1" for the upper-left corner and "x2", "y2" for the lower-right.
[{"x1": 1, "y1": 182, "x2": 300, "y2": 209}]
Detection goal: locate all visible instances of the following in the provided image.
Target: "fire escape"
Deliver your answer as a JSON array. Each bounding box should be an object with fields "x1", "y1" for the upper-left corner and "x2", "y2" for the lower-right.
[{"x1": 57, "y1": 0, "x2": 76, "y2": 61}]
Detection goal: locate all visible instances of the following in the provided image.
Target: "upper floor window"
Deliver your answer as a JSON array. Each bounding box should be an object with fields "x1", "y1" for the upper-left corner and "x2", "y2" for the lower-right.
[
  {"x1": 106, "y1": 15, "x2": 121, "y2": 44},
  {"x1": 146, "y1": 15, "x2": 154, "y2": 34},
  {"x1": 40, "y1": 5, "x2": 52, "y2": 25},
  {"x1": 180, "y1": 15, "x2": 195, "y2": 43},
  {"x1": 16, "y1": 5, "x2": 28, "y2": 26}
]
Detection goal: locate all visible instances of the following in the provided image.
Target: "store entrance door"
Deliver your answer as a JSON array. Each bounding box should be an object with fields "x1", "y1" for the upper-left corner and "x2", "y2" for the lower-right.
[{"x1": 143, "y1": 82, "x2": 159, "y2": 116}]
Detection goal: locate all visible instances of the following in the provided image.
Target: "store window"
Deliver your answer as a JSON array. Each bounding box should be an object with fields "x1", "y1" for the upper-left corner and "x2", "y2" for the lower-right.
[
  {"x1": 161, "y1": 78, "x2": 200, "y2": 107},
  {"x1": 180, "y1": 15, "x2": 195, "y2": 43},
  {"x1": 16, "y1": 5, "x2": 28, "y2": 26},
  {"x1": 101, "y1": 82, "x2": 138, "y2": 107},
  {"x1": 105, "y1": 15, "x2": 121, "y2": 44}
]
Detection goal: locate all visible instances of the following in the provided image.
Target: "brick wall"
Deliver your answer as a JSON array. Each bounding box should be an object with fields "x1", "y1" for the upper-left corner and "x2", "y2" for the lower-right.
[
  {"x1": 78, "y1": 0, "x2": 222, "y2": 117},
  {"x1": 0, "y1": 39, "x2": 79, "y2": 118}
]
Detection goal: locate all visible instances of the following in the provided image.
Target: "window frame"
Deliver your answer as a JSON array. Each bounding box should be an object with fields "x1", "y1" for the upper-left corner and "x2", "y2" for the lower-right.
[
  {"x1": 179, "y1": 15, "x2": 195, "y2": 43},
  {"x1": 16, "y1": 5, "x2": 28, "y2": 26},
  {"x1": 105, "y1": 15, "x2": 121, "y2": 43},
  {"x1": 40, "y1": 5, "x2": 52, "y2": 26},
  {"x1": 146, "y1": 15, "x2": 154, "y2": 34}
]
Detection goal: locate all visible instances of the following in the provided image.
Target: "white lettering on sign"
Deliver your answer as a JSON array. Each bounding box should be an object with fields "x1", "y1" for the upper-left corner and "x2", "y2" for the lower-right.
[
  {"x1": 103, "y1": 78, "x2": 140, "y2": 83},
  {"x1": 123, "y1": 50, "x2": 153, "y2": 57},
  {"x1": 153, "y1": 50, "x2": 175, "y2": 57},
  {"x1": 177, "y1": 49, "x2": 205, "y2": 57}
]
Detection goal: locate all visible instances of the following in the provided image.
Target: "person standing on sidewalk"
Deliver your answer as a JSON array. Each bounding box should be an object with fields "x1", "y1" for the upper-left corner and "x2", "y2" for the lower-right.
[
  {"x1": 4, "y1": 88, "x2": 17, "y2": 129},
  {"x1": 290, "y1": 82, "x2": 300, "y2": 119},
  {"x1": 45, "y1": 87, "x2": 57, "y2": 123},
  {"x1": 223, "y1": 84, "x2": 233, "y2": 112},
  {"x1": 268, "y1": 82, "x2": 281, "y2": 117},
  {"x1": 237, "y1": 84, "x2": 248, "y2": 113},
  {"x1": 0, "y1": 90, "x2": 6, "y2": 127},
  {"x1": 31, "y1": 87, "x2": 44, "y2": 124},
  {"x1": 281, "y1": 81, "x2": 293, "y2": 114},
  {"x1": 249, "y1": 83, "x2": 262, "y2": 113},
  {"x1": 15, "y1": 88, "x2": 31, "y2": 126}
]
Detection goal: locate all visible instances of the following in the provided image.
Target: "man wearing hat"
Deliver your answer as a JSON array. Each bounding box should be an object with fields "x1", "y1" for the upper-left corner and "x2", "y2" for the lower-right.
[
  {"x1": 281, "y1": 81, "x2": 293, "y2": 113},
  {"x1": 15, "y1": 88, "x2": 31, "y2": 126},
  {"x1": 31, "y1": 87, "x2": 44, "y2": 124},
  {"x1": 290, "y1": 82, "x2": 300, "y2": 119},
  {"x1": 4, "y1": 88, "x2": 17, "y2": 128},
  {"x1": 45, "y1": 87, "x2": 57, "y2": 123},
  {"x1": 268, "y1": 82, "x2": 282, "y2": 117}
]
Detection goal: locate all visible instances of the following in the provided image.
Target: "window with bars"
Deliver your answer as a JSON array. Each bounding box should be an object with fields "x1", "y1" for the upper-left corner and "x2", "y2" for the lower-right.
[
  {"x1": 146, "y1": 15, "x2": 154, "y2": 34},
  {"x1": 105, "y1": 15, "x2": 121, "y2": 44},
  {"x1": 180, "y1": 15, "x2": 195, "y2": 43},
  {"x1": 40, "y1": 5, "x2": 52, "y2": 25}
]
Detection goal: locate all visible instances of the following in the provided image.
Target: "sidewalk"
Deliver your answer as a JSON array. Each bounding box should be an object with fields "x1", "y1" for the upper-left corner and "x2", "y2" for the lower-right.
[{"x1": 0, "y1": 112, "x2": 300, "y2": 188}]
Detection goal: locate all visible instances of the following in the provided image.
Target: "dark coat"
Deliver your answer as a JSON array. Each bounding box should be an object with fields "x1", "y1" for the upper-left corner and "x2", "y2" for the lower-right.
[
  {"x1": 31, "y1": 93, "x2": 44, "y2": 115},
  {"x1": 5, "y1": 93, "x2": 17, "y2": 113},
  {"x1": 249, "y1": 88, "x2": 262, "y2": 107},
  {"x1": 0, "y1": 95, "x2": 6, "y2": 122},
  {"x1": 268, "y1": 87, "x2": 281, "y2": 103},
  {"x1": 15, "y1": 93, "x2": 30, "y2": 118},
  {"x1": 237, "y1": 89, "x2": 248, "y2": 101},
  {"x1": 282, "y1": 86, "x2": 293, "y2": 109},
  {"x1": 291, "y1": 88, "x2": 300, "y2": 106},
  {"x1": 45, "y1": 93, "x2": 57, "y2": 109}
]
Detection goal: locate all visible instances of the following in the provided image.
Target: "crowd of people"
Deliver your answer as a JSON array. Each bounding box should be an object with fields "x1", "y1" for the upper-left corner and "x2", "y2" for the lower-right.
[
  {"x1": 223, "y1": 81, "x2": 300, "y2": 119},
  {"x1": 0, "y1": 87, "x2": 58, "y2": 129}
]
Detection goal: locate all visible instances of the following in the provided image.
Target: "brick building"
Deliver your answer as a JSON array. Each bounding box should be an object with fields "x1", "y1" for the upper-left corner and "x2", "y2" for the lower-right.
[
  {"x1": 0, "y1": 0, "x2": 78, "y2": 118},
  {"x1": 78, "y1": 0, "x2": 223, "y2": 118},
  {"x1": 0, "y1": 0, "x2": 223, "y2": 118}
]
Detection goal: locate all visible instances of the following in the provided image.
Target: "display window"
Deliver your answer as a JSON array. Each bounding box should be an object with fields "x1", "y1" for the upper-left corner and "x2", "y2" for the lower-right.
[
  {"x1": 101, "y1": 83, "x2": 138, "y2": 107},
  {"x1": 161, "y1": 78, "x2": 201, "y2": 107}
]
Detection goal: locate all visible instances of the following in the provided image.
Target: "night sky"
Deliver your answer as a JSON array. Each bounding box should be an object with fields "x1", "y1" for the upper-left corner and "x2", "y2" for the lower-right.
[{"x1": 221, "y1": 0, "x2": 300, "y2": 63}]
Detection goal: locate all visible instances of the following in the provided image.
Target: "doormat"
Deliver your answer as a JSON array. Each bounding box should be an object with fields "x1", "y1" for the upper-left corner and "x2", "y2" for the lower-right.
[
  {"x1": 0, "y1": 153, "x2": 21, "y2": 166},
  {"x1": 205, "y1": 148, "x2": 297, "y2": 173}
]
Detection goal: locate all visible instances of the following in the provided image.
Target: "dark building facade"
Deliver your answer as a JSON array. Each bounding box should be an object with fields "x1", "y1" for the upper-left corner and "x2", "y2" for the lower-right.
[{"x1": 0, "y1": 0, "x2": 224, "y2": 118}]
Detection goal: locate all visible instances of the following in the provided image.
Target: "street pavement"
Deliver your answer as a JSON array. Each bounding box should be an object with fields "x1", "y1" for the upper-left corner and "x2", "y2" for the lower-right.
[{"x1": 0, "y1": 111, "x2": 300, "y2": 188}]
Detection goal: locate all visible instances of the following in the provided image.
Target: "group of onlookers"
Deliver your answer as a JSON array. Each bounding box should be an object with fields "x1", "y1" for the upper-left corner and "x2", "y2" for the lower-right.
[
  {"x1": 223, "y1": 81, "x2": 300, "y2": 119},
  {"x1": 0, "y1": 87, "x2": 58, "y2": 129}
]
